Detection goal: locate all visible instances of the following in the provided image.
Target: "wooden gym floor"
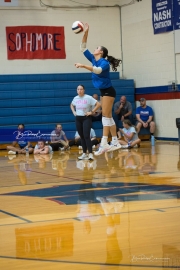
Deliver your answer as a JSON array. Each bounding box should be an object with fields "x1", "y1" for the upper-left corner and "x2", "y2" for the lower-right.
[{"x1": 0, "y1": 141, "x2": 180, "y2": 270}]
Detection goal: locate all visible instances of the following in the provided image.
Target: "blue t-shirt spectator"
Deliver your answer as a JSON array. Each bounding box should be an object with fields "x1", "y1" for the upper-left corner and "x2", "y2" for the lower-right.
[
  {"x1": 13, "y1": 129, "x2": 28, "y2": 148},
  {"x1": 136, "y1": 106, "x2": 153, "y2": 122}
]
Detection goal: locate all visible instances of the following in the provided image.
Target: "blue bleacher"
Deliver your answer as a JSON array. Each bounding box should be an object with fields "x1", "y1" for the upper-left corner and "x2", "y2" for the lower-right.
[{"x1": 0, "y1": 72, "x2": 135, "y2": 143}]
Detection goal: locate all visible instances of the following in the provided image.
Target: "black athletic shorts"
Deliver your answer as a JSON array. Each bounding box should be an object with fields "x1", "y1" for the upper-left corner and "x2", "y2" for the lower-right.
[{"x1": 99, "y1": 86, "x2": 116, "y2": 98}]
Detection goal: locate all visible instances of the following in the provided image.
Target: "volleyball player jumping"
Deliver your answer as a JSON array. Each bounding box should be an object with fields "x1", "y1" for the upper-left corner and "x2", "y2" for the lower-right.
[{"x1": 75, "y1": 23, "x2": 122, "y2": 155}]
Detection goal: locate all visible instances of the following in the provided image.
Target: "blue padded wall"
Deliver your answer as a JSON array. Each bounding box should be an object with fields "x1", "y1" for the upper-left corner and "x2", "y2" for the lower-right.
[{"x1": 0, "y1": 72, "x2": 135, "y2": 143}]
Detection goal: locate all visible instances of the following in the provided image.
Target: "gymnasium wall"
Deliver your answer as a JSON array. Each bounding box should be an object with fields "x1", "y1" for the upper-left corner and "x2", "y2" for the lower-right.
[
  {"x1": 0, "y1": 0, "x2": 122, "y2": 74},
  {"x1": 0, "y1": 0, "x2": 180, "y2": 139},
  {"x1": 121, "y1": 0, "x2": 180, "y2": 139}
]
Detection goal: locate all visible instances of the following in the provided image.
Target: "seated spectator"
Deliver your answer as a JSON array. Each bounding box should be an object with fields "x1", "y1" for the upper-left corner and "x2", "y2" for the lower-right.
[
  {"x1": 7, "y1": 124, "x2": 33, "y2": 155},
  {"x1": 114, "y1": 96, "x2": 132, "y2": 129},
  {"x1": 69, "y1": 128, "x2": 99, "y2": 149},
  {"x1": 91, "y1": 94, "x2": 102, "y2": 122},
  {"x1": 50, "y1": 124, "x2": 70, "y2": 151},
  {"x1": 34, "y1": 140, "x2": 53, "y2": 155},
  {"x1": 118, "y1": 119, "x2": 141, "y2": 148},
  {"x1": 136, "y1": 98, "x2": 156, "y2": 139}
]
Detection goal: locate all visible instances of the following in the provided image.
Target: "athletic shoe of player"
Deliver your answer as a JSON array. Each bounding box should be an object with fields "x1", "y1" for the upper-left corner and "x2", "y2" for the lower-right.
[
  {"x1": 107, "y1": 142, "x2": 122, "y2": 152},
  {"x1": 78, "y1": 153, "x2": 89, "y2": 160},
  {"x1": 94, "y1": 144, "x2": 112, "y2": 156},
  {"x1": 88, "y1": 153, "x2": 94, "y2": 160}
]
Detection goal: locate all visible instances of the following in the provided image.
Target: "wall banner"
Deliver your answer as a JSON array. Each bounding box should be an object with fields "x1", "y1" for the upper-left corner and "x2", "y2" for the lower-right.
[
  {"x1": 6, "y1": 26, "x2": 66, "y2": 60},
  {"x1": 173, "y1": 0, "x2": 180, "y2": 30},
  {"x1": 152, "y1": 0, "x2": 173, "y2": 34},
  {"x1": 0, "y1": 0, "x2": 18, "y2": 6}
]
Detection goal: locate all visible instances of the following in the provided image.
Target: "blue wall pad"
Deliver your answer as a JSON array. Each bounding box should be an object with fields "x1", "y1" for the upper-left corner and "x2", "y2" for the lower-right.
[{"x1": 0, "y1": 72, "x2": 135, "y2": 143}]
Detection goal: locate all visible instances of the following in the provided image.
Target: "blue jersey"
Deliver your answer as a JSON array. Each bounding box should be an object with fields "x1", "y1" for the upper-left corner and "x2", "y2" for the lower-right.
[
  {"x1": 84, "y1": 49, "x2": 112, "y2": 89},
  {"x1": 136, "y1": 106, "x2": 153, "y2": 122}
]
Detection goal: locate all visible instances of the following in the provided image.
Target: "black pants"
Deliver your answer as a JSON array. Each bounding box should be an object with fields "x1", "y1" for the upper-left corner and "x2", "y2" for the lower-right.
[
  {"x1": 92, "y1": 113, "x2": 102, "y2": 122},
  {"x1": 50, "y1": 142, "x2": 63, "y2": 151},
  {"x1": 69, "y1": 138, "x2": 99, "y2": 147},
  {"x1": 75, "y1": 116, "x2": 92, "y2": 154}
]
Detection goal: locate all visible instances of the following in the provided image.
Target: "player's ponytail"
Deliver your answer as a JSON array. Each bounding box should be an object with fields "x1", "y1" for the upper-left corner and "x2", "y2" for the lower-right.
[{"x1": 100, "y1": 46, "x2": 122, "y2": 72}]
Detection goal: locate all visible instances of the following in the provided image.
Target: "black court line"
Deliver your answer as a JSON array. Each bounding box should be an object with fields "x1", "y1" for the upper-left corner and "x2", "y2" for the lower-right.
[
  {"x1": 0, "y1": 255, "x2": 176, "y2": 268},
  {"x1": 0, "y1": 172, "x2": 96, "y2": 189},
  {"x1": 1, "y1": 205, "x2": 180, "y2": 227},
  {"x1": 27, "y1": 169, "x2": 95, "y2": 183},
  {"x1": 0, "y1": 210, "x2": 32, "y2": 223}
]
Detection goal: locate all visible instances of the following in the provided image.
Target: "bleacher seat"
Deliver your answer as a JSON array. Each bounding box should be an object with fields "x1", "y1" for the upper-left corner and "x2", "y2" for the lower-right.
[{"x1": 0, "y1": 72, "x2": 135, "y2": 144}]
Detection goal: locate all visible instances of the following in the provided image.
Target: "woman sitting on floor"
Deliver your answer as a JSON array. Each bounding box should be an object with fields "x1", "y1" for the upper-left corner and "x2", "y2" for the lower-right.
[{"x1": 118, "y1": 119, "x2": 141, "y2": 149}]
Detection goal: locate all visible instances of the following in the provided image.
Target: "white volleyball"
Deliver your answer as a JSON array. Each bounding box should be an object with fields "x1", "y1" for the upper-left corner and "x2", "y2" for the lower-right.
[{"x1": 72, "y1": 21, "x2": 84, "y2": 34}]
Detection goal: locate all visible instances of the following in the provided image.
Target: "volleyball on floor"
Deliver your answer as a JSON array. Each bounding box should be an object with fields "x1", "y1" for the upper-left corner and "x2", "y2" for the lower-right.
[{"x1": 72, "y1": 21, "x2": 84, "y2": 34}]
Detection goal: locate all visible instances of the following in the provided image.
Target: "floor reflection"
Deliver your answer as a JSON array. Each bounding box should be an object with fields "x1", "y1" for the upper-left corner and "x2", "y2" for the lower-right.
[
  {"x1": 1, "y1": 143, "x2": 180, "y2": 269},
  {"x1": 7, "y1": 154, "x2": 33, "y2": 185},
  {"x1": 52, "y1": 152, "x2": 70, "y2": 176},
  {"x1": 16, "y1": 222, "x2": 74, "y2": 259},
  {"x1": 162, "y1": 244, "x2": 180, "y2": 268}
]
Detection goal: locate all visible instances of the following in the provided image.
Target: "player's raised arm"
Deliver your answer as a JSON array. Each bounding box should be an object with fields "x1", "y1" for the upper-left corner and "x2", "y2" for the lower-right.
[
  {"x1": 80, "y1": 23, "x2": 89, "y2": 52},
  {"x1": 82, "y1": 23, "x2": 89, "y2": 43}
]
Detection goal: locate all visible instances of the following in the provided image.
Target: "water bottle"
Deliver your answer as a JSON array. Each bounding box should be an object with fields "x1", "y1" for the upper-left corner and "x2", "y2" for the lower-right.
[
  {"x1": 25, "y1": 146, "x2": 29, "y2": 157},
  {"x1": 151, "y1": 135, "x2": 155, "y2": 146}
]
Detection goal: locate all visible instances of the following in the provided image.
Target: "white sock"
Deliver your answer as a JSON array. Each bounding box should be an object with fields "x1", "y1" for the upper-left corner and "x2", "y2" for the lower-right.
[
  {"x1": 112, "y1": 136, "x2": 118, "y2": 145},
  {"x1": 101, "y1": 136, "x2": 108, "y2": 146}
]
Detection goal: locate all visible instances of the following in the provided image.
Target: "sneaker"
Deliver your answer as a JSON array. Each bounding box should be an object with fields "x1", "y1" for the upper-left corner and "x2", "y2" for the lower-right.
[
  {"x1": 94, "y1": 144, "x2": 112, "y2": 156},
  {"x1": 59, "y1": 147, "x2": 64, "y2": 151},
  {"x1": 78, "y1": 153, "x2": 88, "y2": 160},
  {"x1": 78, "y1": 145, "x2": 82, "y2": 149},
  {"x1": 121, "y1": 145, "x2": 128, "y2": 149},
  {"x1": 107, "y1": 142, "x2": 122, "y2": 152},
  {"x1": 8, "y1": 150, "x2": 16, "y2": 155},
  {"x1": 88, "y1": 153, "x2": 94, "y2": 160}
]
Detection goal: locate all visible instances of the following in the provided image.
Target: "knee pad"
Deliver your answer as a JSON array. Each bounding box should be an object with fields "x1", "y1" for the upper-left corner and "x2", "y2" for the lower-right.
[
  {"x1": 110, "y1": 118, "x2": 115, "y2": 126},
  {"x1": 102, "y1": 117, "x2": 115, "y2": 126},
  {"x1": 102, "y1": 117, "x2": 111, "y2": 126}
]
